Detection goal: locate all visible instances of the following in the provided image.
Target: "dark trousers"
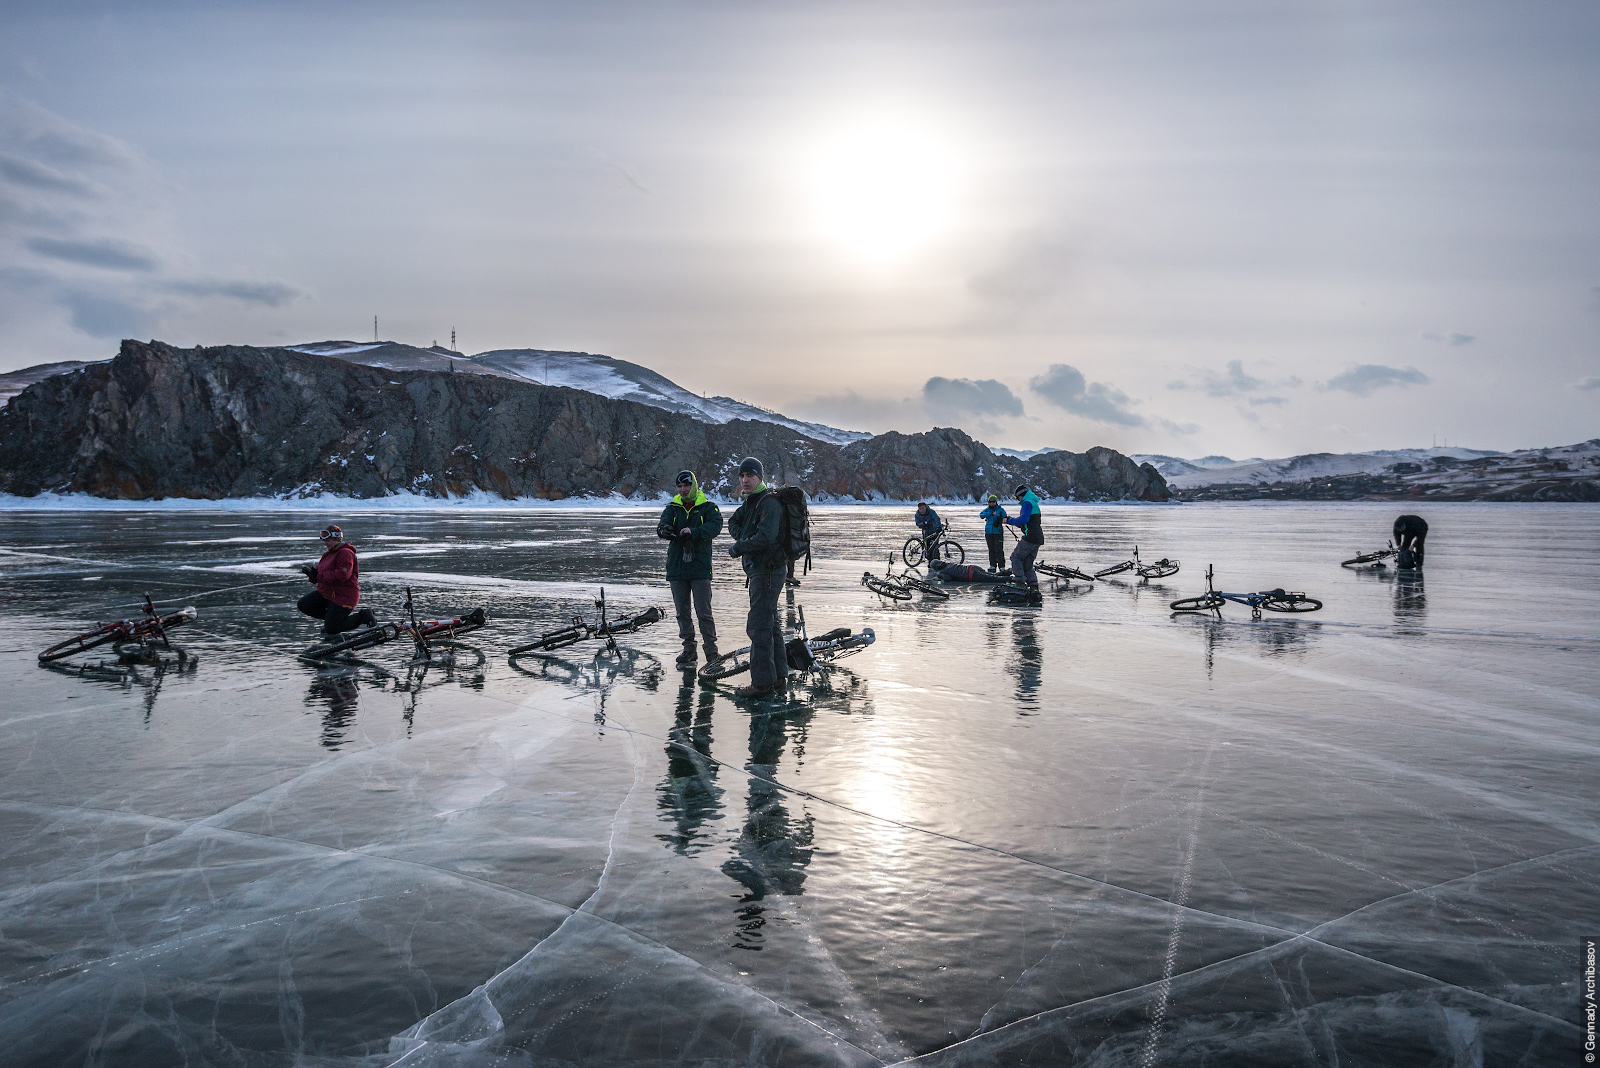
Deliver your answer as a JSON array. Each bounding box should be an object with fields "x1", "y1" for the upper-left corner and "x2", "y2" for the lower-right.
[
  {"x1": 745, "y1": 565, "x2": 789, "y2": 689},
  {"x1": 923, "y1": 532, "x2": 942, "y2": 562},
  {"x1": 985, "y1": 531, "x2": 1006, "y2": 570},
  {"x1": 1010, "y1": 539, "x2": 1041, "y2": 587},
  {"x1": 298, "y1": 590, "x2": 363, "y2": 636},
  {"x1": 670, "y1": 578, "x2": 717, "y2": 652}
]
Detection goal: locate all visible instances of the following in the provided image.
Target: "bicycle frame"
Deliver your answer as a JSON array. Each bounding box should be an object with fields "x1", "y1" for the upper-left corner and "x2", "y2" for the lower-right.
[
  {"x1": 509, "y1": 588, "x2": 660, "y2": 656},
  {"x1": 1172, "y1": 565, "x2": 1321, "y2": 620},
  {"x1": 39, "y1": 595, "x2": 197, "y2": 663}
]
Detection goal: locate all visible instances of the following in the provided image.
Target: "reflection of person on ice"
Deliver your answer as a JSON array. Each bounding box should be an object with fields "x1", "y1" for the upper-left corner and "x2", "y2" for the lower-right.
[
  {"x1": 979, "y1": 493, "x2": 1008, "y2": 570},
  {"x1": 297, "y1": 525, "x2": 376, "y2": 635},
  {"x1": 1005, "y1": 485, "x2": 1044, "y2": 605},
  {"x1": 1393, "y1": 514, "x2": 1428, "y2": 569}
]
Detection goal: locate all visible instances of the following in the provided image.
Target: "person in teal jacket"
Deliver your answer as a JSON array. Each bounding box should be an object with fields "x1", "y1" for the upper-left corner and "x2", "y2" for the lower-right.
[
  {"x1": 657, "y1": 469, "x2": 722, "y2": 666},
  {"x1": 1005, "y1": 484, "x2": 1044, "y2": 604},
  {"x1": 979, "y1": 493, "x2": 1008, "y2": 571}
]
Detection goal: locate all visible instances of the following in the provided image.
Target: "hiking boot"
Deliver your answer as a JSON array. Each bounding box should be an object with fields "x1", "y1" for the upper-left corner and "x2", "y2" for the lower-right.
[
  {"x1": 734, "y1": 683, "x2": 775, "y2": 699},
  {"x1": 702, "y1": 642, "x2": 719, "y2": 662},
  {"x1": 355, "y1": 609, "x2": 377, "y2": 628},
  {"x1": 675, "y1": 645, "x2": 698, "y2": 667},
  {"x1": 1027, "y1": 585, "x2": 1043, "y2": 606}
]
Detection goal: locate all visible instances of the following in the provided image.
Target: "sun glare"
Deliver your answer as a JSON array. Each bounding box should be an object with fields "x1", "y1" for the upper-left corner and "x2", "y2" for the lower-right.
[{"x1": 804, "y1": 114, "x2": 958, "y2": 266}]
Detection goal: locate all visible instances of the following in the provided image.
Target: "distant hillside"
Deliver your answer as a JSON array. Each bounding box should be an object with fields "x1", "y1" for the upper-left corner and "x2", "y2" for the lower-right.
[
  {"x1": 0, "y1": 340, "x2": 1170, "y2": 503},
  {"x1": 286, "y1": 340, "x2": 871, "y2": 445},
  {"x1": 0, "y1": 360, "x2": 93, "y2": 407}
]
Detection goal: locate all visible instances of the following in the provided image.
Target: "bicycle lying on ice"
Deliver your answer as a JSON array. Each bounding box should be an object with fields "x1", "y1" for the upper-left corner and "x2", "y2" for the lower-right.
[
  {"x1": 699, "y1": 606, "x2": 875, "y2": 680},
  {"x1": 902, "y1": 531, "x2": 965, "y2": 568},
  {"x1": 508, "y1": 588, "x2": 661, "y2": 656},
  {"x1": 1094, "y1": 546, "x2": 1180, "y2": 580},
  {"x1": 1169, "y1": 565, "x2": 1323, "y2": 620},
  {"x1": 39, "y1": 595, "x2": 198, "y2": 663},
  {"x1": 1341, "y1": 542, "x2": 1398, "y2": 569},
  {"x1": 1036, "y1": 562, "x2": 1096, "y2": 585},
  {"x1": 302, "y1": 587, "x2": 487, "y2": 661},
  {"x1": 862, "y1": 554, "x2": 949, "y2": 601}
]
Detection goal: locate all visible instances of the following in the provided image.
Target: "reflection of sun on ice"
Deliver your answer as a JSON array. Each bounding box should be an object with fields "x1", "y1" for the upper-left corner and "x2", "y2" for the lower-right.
[{"x1": 804, "y1": 114, "x2": 958, "y2": 266}]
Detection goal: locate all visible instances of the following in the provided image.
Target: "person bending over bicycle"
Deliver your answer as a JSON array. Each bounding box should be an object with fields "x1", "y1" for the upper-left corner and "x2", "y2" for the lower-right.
[
  {"x1": 297, "y1": 525, "x2": 376, "y2": 636},
  {"x1": 1005, "y1": 485, "x2": 1044, "y2": 604},
  {"x1": 657, "y1": 469, "x2": 722, "y2": 667},
  {"x1": 979, "y1": 493, "x2": 1008, "y2": 570},
  {"x1": 914, "y1": 501, "x2": 945, "y2": 563}
]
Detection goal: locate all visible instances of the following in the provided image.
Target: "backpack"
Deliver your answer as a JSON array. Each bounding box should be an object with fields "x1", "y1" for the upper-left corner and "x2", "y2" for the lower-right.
[
  {"x1": 772, "y1": 486, "x2": 811, "y2": 573},
  {"x1": 1396, "y1": 547, "x2": 1416, "y2": 569}
]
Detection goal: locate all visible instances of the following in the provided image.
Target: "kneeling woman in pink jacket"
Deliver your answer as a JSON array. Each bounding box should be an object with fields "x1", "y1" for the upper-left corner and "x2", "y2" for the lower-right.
[{"x1": 298, "y1": 525, "x2": 376, "y2": 635}]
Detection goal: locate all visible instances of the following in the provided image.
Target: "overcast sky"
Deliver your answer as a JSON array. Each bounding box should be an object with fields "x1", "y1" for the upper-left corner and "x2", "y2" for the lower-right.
[{"x1": 1, "y1": 0, "x2": 1596, "y2": 458}]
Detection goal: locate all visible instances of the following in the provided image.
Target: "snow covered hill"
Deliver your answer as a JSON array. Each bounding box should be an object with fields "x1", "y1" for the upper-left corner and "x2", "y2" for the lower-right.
[
  {"x1": 286, "y1": 341, "x2": 870, "y2": 445},
  {"x1": 1136, "y1": 447, "x2": 1500, "y2": 487},
  {"x1": 0, "y1": 360, "x2": 93, "y2": 407}
]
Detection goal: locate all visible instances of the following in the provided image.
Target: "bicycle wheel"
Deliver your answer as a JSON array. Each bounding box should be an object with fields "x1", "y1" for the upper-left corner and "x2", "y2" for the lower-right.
[
  {"x1": 862, "y1": 573, "x2": 912, "y2": 600},
  {"x1": 902, "y1": 537, "x2": 927, "y2": 568},
  {"x1": 38, "y1": 628, "x2": 120, "y2": 663},
  {"x1": 1260, "y1": 593, "x2": 1322, "y2": 613},
  {"x1": 1095, "y1": 561, "x2": 1135, "y2": 578},
  {"x1": 900, "y1": 577, "x2": 950, "y2": 599},
  {"x1": 1170, "y1": 593, "x2": 1224, "y2": 613},
  {"x1": 938, "y1": 539, "x2": 966, "y2": 565},
  {"x1": 508, "y1": 624, "x2": 588, "y2": 655},
  {"x1": 303, "y1": 624, "x2": 398, "y2": 659},
  {"x1": 698, "y1": 646, "x2": 752, "y2": 680},
  {"x1": 1138, "y1": 560, "x2": 1180, "y2": 579}
]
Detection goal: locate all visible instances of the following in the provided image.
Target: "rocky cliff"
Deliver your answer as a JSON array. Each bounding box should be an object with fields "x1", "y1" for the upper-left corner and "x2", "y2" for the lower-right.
[{"x1": 0, "y1": 341, "x2": 1169, "y2": 503}]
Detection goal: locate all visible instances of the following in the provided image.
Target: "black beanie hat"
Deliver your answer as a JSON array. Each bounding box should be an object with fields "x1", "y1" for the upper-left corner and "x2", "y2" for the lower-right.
[{"x1": 738, "y1": 456, "x2": 763, "y2": 477}]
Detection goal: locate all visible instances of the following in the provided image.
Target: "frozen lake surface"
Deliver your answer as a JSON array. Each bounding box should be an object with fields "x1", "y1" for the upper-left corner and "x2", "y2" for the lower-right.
[{"x1": 0, "y1": 502, "x2": 1593, "y2": 1066}]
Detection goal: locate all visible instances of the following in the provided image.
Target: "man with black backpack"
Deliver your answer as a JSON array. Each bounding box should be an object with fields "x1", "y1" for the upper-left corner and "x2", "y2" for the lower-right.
[{"x1": 727, "y1": 456, "x2": 805, "y2": 699}]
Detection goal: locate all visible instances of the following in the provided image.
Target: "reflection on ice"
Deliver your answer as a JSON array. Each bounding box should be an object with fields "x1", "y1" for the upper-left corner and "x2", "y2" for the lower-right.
[{"x1": 0, "y1": 503, "x2": 1594, "y2": 1066}]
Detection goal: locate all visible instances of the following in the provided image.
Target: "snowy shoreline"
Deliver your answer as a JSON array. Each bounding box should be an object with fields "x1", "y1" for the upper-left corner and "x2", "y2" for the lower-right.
[{"x1": 0, "y1": 490, "x2": 1178, "y2": 512}]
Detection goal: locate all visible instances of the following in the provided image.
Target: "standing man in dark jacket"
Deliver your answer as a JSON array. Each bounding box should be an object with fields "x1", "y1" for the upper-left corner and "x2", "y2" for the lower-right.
[
  {"x1": 914, "y1": 502, "x2": 944, "y2": 563},
  {"x1": 297, "y1": 525, "x2": 377, "y2": 635},
  {"x1": 727, "y1": 456, "x2": 789, "y2": 698},
  {"x1": 1393, "y1": 514, "x2": 1428, "y2": 569},
  {"x1": 979, "y1": 493, "x2": 1008, "y2": 571},
  {"x1": 1006, "y1": 485, "x2": 1045, "y2": 605},
  {"x1": 658, "y1": 470, "x2": 722, "y2": 666}
]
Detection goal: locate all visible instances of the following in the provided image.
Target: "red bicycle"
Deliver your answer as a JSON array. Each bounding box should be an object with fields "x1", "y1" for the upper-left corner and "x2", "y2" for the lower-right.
[
  {"x1": 302, "y1": 587, "x2": 487, "y2": 662},
  {"x1": 38, "y1": 596, "x2": 198, "y2": 663}
]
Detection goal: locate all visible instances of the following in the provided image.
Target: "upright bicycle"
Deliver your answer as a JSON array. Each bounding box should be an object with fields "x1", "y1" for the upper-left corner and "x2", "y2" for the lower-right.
[
  {"x1": 1170, "y1": 565, "x2": 1322, "y2": 620},
  {"x1": 902, "y1": 531, "x2": 965, "y2": 568},
  {"x1": 1095, "y1": 546, "x2": 1180, "y2": 580},
  {"x1": 700, "y1": 606, "x2": 875, "y2": 680},
  {"x1": 509, "y1": 588, "x2": 661, "y2": 656},
  {"x1": 302, "y1": 587, "x2": 487, "y2": 661},
  {"x1": 39, "y1": 596, "x2": 197, "y2": 663}
]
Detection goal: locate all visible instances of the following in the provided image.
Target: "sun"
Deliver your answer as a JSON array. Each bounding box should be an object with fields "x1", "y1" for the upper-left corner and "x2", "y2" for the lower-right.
[{"x1": 803, "y1": 113, "x2": 958, "y2": 266}]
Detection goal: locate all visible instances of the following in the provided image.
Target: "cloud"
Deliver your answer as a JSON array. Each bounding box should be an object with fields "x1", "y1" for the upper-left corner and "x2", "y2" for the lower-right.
[
  {"x1": 26, "y1": 236, "x2": 158, "y2": 272},
  {"x1": 1320, "y1": 364, "x2": 1430, "y2": 396},
  {"x1": 1168, "y1": 359, "x2": 1300, "y2": 398},
  {"x1": 1576, "y1": 376, "x2": 1600, "y2": 391},
  {"x1": 1421, "y1": 331, "x2": 1476, "y2": 346},
  {"x1": 57, "y1": 288, "x2": 155, "y2": 337},
  {"x1": 0, "y1": 153, "x2": 96, "y2": 196},
  {"x1": 922, "y1": 377, "x2": 1024, "y2": 421},
  {"x1": 1247, "y1": 395, "x2": 1288, "y2": 406},
  {"x1": 1028, "y1": 363, "x2": 1144, "y2": 427},
  {"x1": 164, "y1": 278, "x2": 303, "y2": 306}
]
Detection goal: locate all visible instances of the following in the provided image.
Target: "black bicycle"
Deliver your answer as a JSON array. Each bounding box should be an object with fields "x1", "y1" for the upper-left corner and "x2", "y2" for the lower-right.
[
  {"x1": 508, "y1": 588, "x2": 661, "y2": 656},
  {"x1": 1095, "y1": 546, "x2": 1180, "y2": 580},
  {"x1": 862, "y1": 554, "x2": 948, "y2": 600},
  {"x1": 1036, "y1": 562, "x2": 1096, "y2": 585},
  {"x1": 1170, "y1": 565, "x2": 1322, "y2": 620},
  {"x1": 1342, "y1": 543, "x2": 1398, "y2": 569},
  {"x1": 39, "y1": 596, "x2": 197, "y2": 663},
  {"x1": 303, "y1": 588, "x2": 487, "y2": 661},
  {"x1": 902, "y1": 531, "x2": 965, "y2": 568},
  {"x1": 699, "y1": 606, "x2": 875, "y2": 680}
]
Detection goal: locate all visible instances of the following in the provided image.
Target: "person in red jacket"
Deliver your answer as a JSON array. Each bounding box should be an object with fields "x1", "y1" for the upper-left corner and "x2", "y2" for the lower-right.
[{"x1": 297, "y1": 525, "x2": 376, "y2": 635}]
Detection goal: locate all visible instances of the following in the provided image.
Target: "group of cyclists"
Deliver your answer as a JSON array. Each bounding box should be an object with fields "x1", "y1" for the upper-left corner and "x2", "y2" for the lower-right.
[{"x1": 915, "y1": 486, "x2": 1047, "y2": 603}]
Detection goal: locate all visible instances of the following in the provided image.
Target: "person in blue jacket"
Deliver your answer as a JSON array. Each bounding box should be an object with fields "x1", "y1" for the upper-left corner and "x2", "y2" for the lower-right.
[
  {"x1": 979, "y1": 493, "x2": 1008, "y2": 570},
  {"x1": 914, "y1": 501, "x2": 944, "y2": 563},
  {"x1": 1006, "y1": 484, "x2": 1044, "y2": 604}
]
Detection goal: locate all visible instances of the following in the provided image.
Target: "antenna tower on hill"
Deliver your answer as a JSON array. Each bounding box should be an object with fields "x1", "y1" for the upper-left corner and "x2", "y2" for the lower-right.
[
  {"x1": 374, "y1": 316, "x2": 378, "y2": 342},
  {"x1": 451, "y1": 328, "x2": 456, "y2": 352}
]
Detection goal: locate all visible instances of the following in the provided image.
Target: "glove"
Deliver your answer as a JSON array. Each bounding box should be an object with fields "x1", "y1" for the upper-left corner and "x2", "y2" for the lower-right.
[
  {"x1": 298, "y1": 562, "x2": 318, "y2": 581},
  {"x1": 728, "y1": 543, "x2": 741, "y2": 558}
]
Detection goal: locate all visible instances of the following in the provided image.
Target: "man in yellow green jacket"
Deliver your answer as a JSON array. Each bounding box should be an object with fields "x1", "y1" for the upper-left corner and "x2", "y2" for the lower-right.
[{"x1": 657, "y1": 469, "x2": 723, "y2": 666}]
